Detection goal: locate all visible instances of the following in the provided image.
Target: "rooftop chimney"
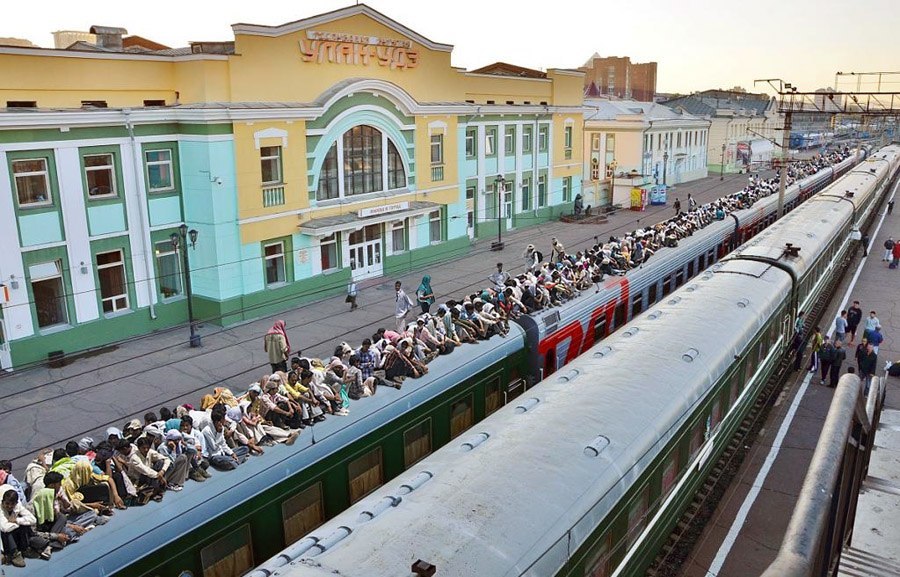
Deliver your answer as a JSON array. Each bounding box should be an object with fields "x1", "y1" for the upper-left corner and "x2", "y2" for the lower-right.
[{"x1": 89, "y1": 26, "x2": 127, "y2": 50}]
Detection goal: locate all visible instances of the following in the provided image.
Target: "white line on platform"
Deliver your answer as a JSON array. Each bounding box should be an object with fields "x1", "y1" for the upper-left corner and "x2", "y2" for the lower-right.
[{"x1": 706, "y1": 178, "x2": 899, "y2": 576}]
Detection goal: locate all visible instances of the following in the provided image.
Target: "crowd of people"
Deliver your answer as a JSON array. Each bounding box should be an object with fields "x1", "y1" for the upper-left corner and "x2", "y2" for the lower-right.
[{"x1": 0, "y1": 148, "x2": 857, "y2": 568}]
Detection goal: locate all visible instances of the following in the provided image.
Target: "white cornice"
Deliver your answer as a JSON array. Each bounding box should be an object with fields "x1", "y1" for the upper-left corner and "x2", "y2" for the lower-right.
[
  {"x1": 231, "y1": 4, "x2": 454, "y2": 52},
  {"x1": 462, "y1": 71, "x2": 551, "y2": 83},
  {"x1": 0, "y1": 46, "x2": 227, "y2": 62}
]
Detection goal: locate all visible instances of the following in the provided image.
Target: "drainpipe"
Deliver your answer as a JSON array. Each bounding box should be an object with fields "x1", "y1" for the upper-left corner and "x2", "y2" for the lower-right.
[
  {"x1": 123, "y1": 109, "x2": 157, "y2": 320},
  {"x1": 642, "y1": 119, "x2": 654, "y2": 183}
]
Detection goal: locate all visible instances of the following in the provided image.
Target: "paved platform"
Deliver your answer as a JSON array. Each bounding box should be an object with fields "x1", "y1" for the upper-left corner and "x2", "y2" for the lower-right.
[
  {"x1": 0, "y1": 171, "x2": 766, "y2": 474},
  {"x1": 678, "y1": 180, "x2": 900, "y2": 577}
]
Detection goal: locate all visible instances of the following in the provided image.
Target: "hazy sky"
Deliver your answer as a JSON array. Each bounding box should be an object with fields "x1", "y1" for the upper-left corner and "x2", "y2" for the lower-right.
[{"x1": 4, "y1": 0, "x2": 899, "y2": 94}]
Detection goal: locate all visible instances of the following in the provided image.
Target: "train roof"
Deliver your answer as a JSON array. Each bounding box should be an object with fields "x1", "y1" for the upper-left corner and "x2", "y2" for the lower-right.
[
  {"x1": 266, "y1": 260, "x2": 792, "y2": 577},
  {"x1": 18, "y1": 326, "x2": 525, "y2": 577}
]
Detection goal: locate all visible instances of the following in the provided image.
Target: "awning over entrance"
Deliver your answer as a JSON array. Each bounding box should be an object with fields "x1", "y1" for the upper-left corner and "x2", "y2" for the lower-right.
[{"x1": 298, "y1": 200, "x2": 442, "y2": 237}]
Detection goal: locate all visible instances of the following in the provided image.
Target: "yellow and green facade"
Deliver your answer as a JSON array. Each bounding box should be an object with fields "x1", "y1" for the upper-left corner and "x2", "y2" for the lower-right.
[{"x1": 0, "y1": 4, "x2": 584, "y2": 369}]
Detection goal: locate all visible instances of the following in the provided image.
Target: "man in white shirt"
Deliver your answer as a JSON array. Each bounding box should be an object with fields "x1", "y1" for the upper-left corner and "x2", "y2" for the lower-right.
[
  {"x1": 394, "y1": 281, "x2": 415, "y2": 333},
  {"x1": 1, "y1": 489, "x2": 41, "y2": 566},
  {"x1": 202, "y1": 412, "x2": 249, "y2": 471},
  {"x1": 488, "y1": 262, "x2": 510, "y2": 290}
]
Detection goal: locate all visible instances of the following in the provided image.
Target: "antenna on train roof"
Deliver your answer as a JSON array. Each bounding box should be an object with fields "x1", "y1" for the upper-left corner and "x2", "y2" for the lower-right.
[{"x1": 784, "y1": 243, "x2": 801, "y2": 258}]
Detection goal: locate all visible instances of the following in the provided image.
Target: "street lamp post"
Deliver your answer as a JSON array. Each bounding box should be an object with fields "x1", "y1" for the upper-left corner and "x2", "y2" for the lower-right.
[
  {"x1": 720, "y1": 142, "x2": 726, "y2": 181},
  {"x1": 170, "y1": 224, "x2": 201, "y2": 348},
  {"x1": 491, "y1": 176, "x2": 506, "y2": 251},
  {"x1": 609, "y1": 159, "x2": 617, "y2": 205},
  {"x1": 662, "y1": 152, "x2": 668, "y2": 186}
]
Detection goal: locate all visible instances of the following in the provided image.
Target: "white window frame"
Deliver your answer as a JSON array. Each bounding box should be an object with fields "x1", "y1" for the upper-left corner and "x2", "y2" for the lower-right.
[
  {"x1": 485, "y1": 129, "x2": 496, "y2": 157},
  {"x1": 430, "y1": 133, "x2": 444, "y2": 165},
  {"x1": 84, "y1": 153, "x2": 118, "y2": 199},
  {"x1": 465, "y1": 129, "x2": 476, "y2": 158},
  {"x1": 520, "y1": 177, "x2": 531, "y2": 211},
  {"x1": 538, "y1": 174, "x2": 547, "y2": 207},
  {"x1": 538, "y1": 126, "x2": 549, "y2": 152},
  {"x1": 154, "y1": 240, "x2": 182, "y2": 299},
  {"x1": 465, "y1": 185, "x2": 476, "y2": 200},
  {"x1": 391, "y1": 220, "x2": 407, "y2": 254},
  {"x1": 504, "y1": 126, "x2": 515, "y2": 156},
  {"x1": 564, "y1": 126, "x2": 573, "y2": 150},
  {"x1": 260, "y1": 145, "x2": 283, "y2": 186},
  {"x1": 30, "y1": 260, "x2": 68, "y2": 329},
  {"x1": 522, "y1": 125, "x2": 533, "y2": 153},
  {"x1": 145, "y1": 149, "x2": 175, "y2": 193},
  {"x1": 12, "y1": 158, "x2": 52, "y2": 207},
  {"x1": 429, "y1": 210, "x2": 442, "y2": 244},
  {"x1": 320, "y1": 233, "x2": 339, "y2": 272},
  {"x1": 562, "y1": 176, "x2": 571, "y2": 202},
  {"x1": 96, "y1": 250, "x2": 129, "y2": 314},
  {"x1": 264, "y1": 241, "x2": 286, "y2": 286}
]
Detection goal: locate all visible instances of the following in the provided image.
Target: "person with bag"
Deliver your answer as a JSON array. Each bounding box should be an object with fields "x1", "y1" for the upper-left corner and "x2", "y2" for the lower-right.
[
  {"x1": 346, "y1": 280, "x2": 358, "y2": 311},
  {"x1": 883, "y1": 237, "x2": 894, "y2": 262},
  {"x1": 819, "y1": 336, "x2": 835, "y2": 385},
  {"x1": 263, "y1": 320, "x2": 291, "y2": 373},
  {"x1": 416, "y1": 276, "x2": 435, "y2": 314}
]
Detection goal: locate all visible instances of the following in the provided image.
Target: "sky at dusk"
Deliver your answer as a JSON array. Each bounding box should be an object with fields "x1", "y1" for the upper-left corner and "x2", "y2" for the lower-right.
[{"x1": 4, "y1": 0, "x2": 899, "y2": 95}]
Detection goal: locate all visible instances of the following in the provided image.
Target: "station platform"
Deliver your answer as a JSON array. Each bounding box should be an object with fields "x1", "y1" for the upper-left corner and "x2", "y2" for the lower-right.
[{"x1": 678, "y1": 182, "x2": 900, "y2": 577}]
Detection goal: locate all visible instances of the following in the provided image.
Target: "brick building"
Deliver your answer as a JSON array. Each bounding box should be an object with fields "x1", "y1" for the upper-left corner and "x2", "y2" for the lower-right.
[{"x1": 580, "y1": 54, "x2": 658, "y2": 102}]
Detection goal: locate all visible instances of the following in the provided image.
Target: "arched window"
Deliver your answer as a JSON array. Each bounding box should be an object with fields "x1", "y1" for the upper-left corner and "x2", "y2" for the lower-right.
[{"x1": 316, "y1": 125, "x2": 407, "y2": 201}]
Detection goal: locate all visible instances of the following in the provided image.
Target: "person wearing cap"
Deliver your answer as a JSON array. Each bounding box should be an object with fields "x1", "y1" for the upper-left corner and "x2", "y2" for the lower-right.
[
  {"x1": 157, "y1": 430, "x2": 198, "y2": 486},
  {"x1": 123, "y1": 435, "x2": 184, "y2": 496},
  {"x1": 123, "y1": 419, "x2": 143, "y2": 444},
  {"x1": 242, "y1": 377, "x2": 300, "y2": 446}
]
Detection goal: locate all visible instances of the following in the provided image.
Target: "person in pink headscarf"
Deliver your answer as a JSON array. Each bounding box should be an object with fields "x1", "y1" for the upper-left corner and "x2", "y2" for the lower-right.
[{"x1": 263, "y1": 320, "x2": 291, "y2": 373}]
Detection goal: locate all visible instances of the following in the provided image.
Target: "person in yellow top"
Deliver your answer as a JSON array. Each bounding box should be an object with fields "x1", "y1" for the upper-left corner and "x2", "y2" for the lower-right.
[{"x1": 806, "y1": 325, "x2": 824, "y2": 373}]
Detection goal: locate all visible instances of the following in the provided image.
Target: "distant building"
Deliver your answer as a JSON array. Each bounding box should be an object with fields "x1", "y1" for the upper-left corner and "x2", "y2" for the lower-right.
[
  {"x1": 52, "y1": 30, "x2": 97, "y2": 49},
  {"x1": 579, "y1": 54, "x2": 657, "y2": 102},
  {"x1": 660, "y1": 90, "x2": 781, "y2": 174},
  {"x1": 582, "y1": 98, "x2": 709, "y2": 207},
  {"x1": 0, "y1": 37, "x2": 37, "y2": 48}
]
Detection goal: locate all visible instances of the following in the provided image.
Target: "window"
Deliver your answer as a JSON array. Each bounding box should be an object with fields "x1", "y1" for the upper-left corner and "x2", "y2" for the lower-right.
[
  {"x1": 465, "y1": 185, "x2": 475, "y2": 200},
  {"x1": 592, "y1": 134, "x2": 601, "y2": 152},
  {"x1": 348, "y1": 447, "x2": 383, "y2": 503},
  {"x1": 485, "y1": 378, "x2": 502, "y2": 416},
  {"x1": 403, "y1": 420, "x2": 432, "y2": 468},
  {"x1": 627, "y1": 486, "x2": 650, "y2": 548},
  {"x1": 429, "y1": 210, "x2": 442, "y2": 244},
  {"x1": 390, "y1": 221, "x2": 406, "y2": 253},
  {"x1": 504, "y1": 126, "x2": 515, "y2": 155},
  {"x1": 564, "y1": 126, "x2": 573, "y2": 159},
  {"x1": 485, "y1": 128, "x2": 497, "y2": 156},
  {"x1": 316, "y1": 125, "x2": 406, "y2": 201},
  {"x1": 592, "y1": 315, "x2": 607, "y2": 342},
  {"x1": 155, "y1": 240, "x2": 182, "y2": 299},
  {"x1": 562, "y1": 176, "x2": 572, "y2": 203},
  {"x1": 200, "y1": 524, "x2": 253, "y2": 577},
  {"x1": 96, "y1": 250, "x2": 128, "y2": 313},
  {"x1": 430, "y1": 133, "x2": 444, "y2": 165},
  {"x1": 465, "y1": 129, "x2": 476, "y2": 158},
  {"x1": 282, "y1": 483, "x2": 324, "y2": 545},
  {"x1": 522, "y1": 125, "x2": 533, "y2": 153},
  {"x1": 690, "y1": 421, "x2": 704, "y2": 460},
  {"x1": 30, "y1": 260, "x2": 67, "y2": 329},
  {"x1": 584, "y1": 535, "x2": 612, "y2": 577},
  {"x1": 538, "y1": 126, "x2": 549, "y2": 152},
  {"x1": 260, "y1": 146, "x2": 282, "y2": 185},
  {"x1": 145, "y1": 150, "x2": 174, "y2": 192},
  {"x1": 12, "y1": 158, "x2": 51, "y2": 207},
  {"x1": 320, "y1": 233, "x2": 338, "y2": 272},
  {"x1": 84, "y1": 153, "x2": 117, "y2": 198},
  {"x1": 606, "y1": 134, "x2": 616, "y2": 154},
  {"x1": 631, "y1": 293, "x2": 643, "y2": 317},
  {"x1": 449, "y1": 395, "x2": 474, "y2": 439},
  {"x1": 264, "y1": 242, "x2": 286, "y2": 285},
  {"x1": 662, "y1": 451, "x2": 680, "y2": 497},
  {"x1": 538, "y1": 175, "x2": 547, "y2": 207},
  {"x1": 520, "y1": 177, "x2": 531, "y2": 211}
]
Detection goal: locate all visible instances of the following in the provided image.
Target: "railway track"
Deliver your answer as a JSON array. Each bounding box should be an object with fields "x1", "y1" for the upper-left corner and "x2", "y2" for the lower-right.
[{"x1": 646, "y1": 197, "x2": 885, "y2": 577}]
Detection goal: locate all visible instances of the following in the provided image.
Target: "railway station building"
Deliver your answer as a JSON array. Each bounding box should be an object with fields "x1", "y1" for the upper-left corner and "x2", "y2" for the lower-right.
[{"x1": 0, "y1": 4, "x2": 585, "y2": 369}]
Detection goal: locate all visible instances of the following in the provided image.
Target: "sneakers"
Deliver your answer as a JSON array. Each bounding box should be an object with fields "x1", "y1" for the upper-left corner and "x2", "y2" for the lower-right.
[
  {"x1": 40, "y1": 546, "x2": 52, "y2": 561},
  {"x1": 200, "y1": 467, "x2": 212, "y2": 479},
  {"x1": 189, "y1": 469, "x2": 207, "y2": 482},
  {"x1": 169, "y1": 484, "x2": 183, "y2": 492},
  {"x1": 285, "y1": 431, "x2": 299, "y2": 446},
  {"x1": 337, "y1": 408, "x2": 350, "y2": 416},
  {"x1": 9, "y1": 552, "x2": 26, "y2": 567}
]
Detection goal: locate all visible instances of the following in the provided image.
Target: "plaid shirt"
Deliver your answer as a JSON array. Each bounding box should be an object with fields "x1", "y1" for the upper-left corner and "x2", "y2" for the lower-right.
[{"x1": 357, "y1": 348, "x2": 377, "y2": 380}]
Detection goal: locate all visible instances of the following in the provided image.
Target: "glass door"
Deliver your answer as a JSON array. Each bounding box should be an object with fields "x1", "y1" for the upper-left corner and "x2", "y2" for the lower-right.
[{"x1": 348, "y1": 224, "x2": 384, "y2": 281}]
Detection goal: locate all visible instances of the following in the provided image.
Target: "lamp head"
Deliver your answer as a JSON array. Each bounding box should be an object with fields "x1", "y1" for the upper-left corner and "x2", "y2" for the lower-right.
[
  {"x1": 188, "y1": 229, "x2": 199, "y2": 248},
  {"x1": 169, "y1": 232, "x2": 180, "y2": 249}
]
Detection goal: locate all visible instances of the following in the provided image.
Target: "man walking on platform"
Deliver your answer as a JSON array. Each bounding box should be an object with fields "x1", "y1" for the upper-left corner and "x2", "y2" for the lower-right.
[
  {"x1": 847, "y1": 301, "x2": 862, "y2": 345},
  {"x1": 394, "y1": 281, "x2": 415, "y2": 333},
  {"x1": 819, "y1": 336, "x2": 835, "y2": 385},
  {"x1": 829, "y1": 341, "x2": 846, "y2": 388},
  {"x1": 884, "y1": 237, "x2": 895, "y2": 262}
]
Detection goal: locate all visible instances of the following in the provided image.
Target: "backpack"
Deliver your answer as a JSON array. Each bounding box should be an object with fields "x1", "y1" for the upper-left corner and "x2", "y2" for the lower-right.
[{"x1": 820, "y1": 343, "x2": 835, "y2": 363}]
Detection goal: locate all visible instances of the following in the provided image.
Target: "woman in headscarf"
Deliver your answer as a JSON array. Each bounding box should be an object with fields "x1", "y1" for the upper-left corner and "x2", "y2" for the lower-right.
[
  {"x1": 62, "y1": 460, "x2": 123, "y2": 513},
  {"x1": 263, "y1": 320, "x2": 291, "y2": 373},
  {"x1": 416, "y1": 275, "x2": 435, "y2": 314}
]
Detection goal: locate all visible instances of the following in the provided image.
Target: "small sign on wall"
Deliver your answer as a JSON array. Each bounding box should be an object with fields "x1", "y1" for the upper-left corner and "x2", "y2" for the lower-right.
[{"x1": 297, "y1": 249, "x2": 309, "y2": 264}]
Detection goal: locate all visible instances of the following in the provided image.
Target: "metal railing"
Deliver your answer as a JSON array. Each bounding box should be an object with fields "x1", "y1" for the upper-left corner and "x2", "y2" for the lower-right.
[
  {"x1": 262, "y1": 185, "x2": 285, "y2": 207},
  {"x1": 760, "y1": 373, "x2": 884, "y2": 577},
  {"x1": 431, "y1": 165, "x2": 444, "y2": 182}
]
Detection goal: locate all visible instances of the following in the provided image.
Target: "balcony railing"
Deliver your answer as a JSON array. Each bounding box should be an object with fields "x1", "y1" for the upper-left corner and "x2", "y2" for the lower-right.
[
  {"x1": 431, "y1": 165, "x2": 444, "y2": 182},
  {"x1": 262, "y1": 185, "x2": 285, "y2": 207}
]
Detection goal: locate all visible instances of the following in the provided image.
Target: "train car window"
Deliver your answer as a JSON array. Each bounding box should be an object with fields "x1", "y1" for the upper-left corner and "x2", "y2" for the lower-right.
[
  {"x1": 661, "y1": 451, "x2": 680, "y2": 498},
  {"x1": 648, "y1": 283, "x2": 658, "y2": 306},
  {"x1": 626, "y1": 485, "x2": 650, "y2": 548},
  {"x1": 403, "y1": 419, "x2": 432, "y2": 468},
  {"x1": 485, "y1": 378, "x2": 503, "y2": 416},
  {"x1": 757, "y1": 340, "x2": 767, "y2": 365},
  {"x1": 200, "y1": 524, "x2": 254, "y2": 577},
  {"x1": 583, "y1": 534, "x2": 612, "y2": 577},
  {"x1": 631, "y1": 293, "x2": 643, "y2": 317},
  {"x1": 544, "y1": 348, "x2": 557, "y2": 377},
  {"x1": 449, "y1": 395, "x2": 474, "y2": 439},
  {"x1": 675, "y1": 269, "x2": 685, "y2": 287},
  {"x1": 687, "y1": 260, "x2": 695, "y2": 277},
  {"x1": 699, "y1": 253, "x2": 706, "y2": 270},
  {"x1": 711, "y1": 398, "x2": 722, "y2": 429},
  {"x1": 593, "y1": 315, "x2": 608, "y2": 342},
  {"x1": 282, "y1": 482, "x2": 325, "y2": 545},
  {"x1": 614, "y1": 302, "x2": 627, "y2": 329},
  {"x1": 348, "y1": 447, "x2": 384, "y2": 504},
  {"x1": 708, "y1": 249, "x2": 716, "y2": 263},
  {"x1": 506, "y1": 378, "x2": 526, "y2": 403},
  {"x1": 689, "y1": 421, "x2": 704, "y2": 460},
  {"x1": 743, "y1": 356, "x2": 755, "y2": 387},
  {"x1": 662, "y1": 275, "x2": 672, "y2": 297},
  {"x1": 730, "y1": 374, "x2": 740, "y2": 406}
]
